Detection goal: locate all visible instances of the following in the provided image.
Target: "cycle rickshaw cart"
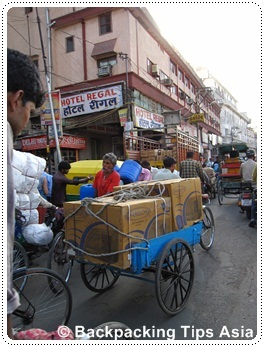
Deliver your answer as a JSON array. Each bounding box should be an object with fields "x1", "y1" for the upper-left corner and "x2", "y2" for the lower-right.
[
  {"x1": 49, "y1": 178, "x2": 215, "y2": 316},
  {"x1": 217, "y1": 142, "x2": 249, "y2": 205}
]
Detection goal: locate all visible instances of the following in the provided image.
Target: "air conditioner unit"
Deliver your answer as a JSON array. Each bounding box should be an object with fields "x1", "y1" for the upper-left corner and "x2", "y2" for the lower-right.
[
  {"x1": 151, "y1": 64, "x2": 159, "y2": 77},
  {"x1": 98, "y1": 65, "x2": 111, "y2": 77},
  {"x1": 186, "y1": 97, "x2": 194, "y2": 105},
  {"x1": 163, "y1": 78, "x2": 173, "y2": 86}
]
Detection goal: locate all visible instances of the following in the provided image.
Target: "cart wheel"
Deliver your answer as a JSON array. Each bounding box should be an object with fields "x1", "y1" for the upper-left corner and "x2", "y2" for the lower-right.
[
  {"x1": 218, "y1": 181, "x2": 224, "y2": 205},
  {"x1": 13, "y1": 241, "x2": 29, "y2": 271},
  {"x1": 47, "y1": 231, "x2": 73, "y2": 283},
  {"x1": 80, "y1": 263, "x2": 120, "y2": 293},
  {"x1": 211, "y1": 184, "x2": 216, "y2": 199},
  {"x1": 200, "y1": 207, "x2": 215, "y2": 250},
  {"x1": 155, "y1": 239, "x2": 194, "y2": 315}
]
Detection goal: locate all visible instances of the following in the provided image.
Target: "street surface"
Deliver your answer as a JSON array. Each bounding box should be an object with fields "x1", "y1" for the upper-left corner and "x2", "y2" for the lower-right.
[{"x1": 33, "y1": 195, "x2": 257, "y2": 341}]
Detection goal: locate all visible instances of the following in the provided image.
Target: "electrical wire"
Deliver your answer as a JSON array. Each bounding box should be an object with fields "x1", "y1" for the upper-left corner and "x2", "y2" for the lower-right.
[{"x1": 7, "y1": 23, "x2": 44, "y2": 51}]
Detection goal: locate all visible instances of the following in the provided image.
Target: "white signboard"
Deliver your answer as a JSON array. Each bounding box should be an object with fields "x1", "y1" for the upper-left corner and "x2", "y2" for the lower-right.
[
  {"x1": 133, "y1": 105, "x2": 164, "y2": 131},
  {"x1": 61, "y1": 85, "x2": 123, "y2": 118}
]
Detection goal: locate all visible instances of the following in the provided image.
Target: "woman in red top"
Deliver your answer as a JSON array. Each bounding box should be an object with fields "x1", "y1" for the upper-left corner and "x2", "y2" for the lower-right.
[{"x1": 93, "y1": 153, "x2": 120, "y2": 197}]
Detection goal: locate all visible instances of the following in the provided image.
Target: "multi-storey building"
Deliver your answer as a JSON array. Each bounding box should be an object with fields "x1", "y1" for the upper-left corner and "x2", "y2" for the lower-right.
[
  {"x1": 195, "y1": 67, "x2": 257, "y2": 155},
  {"x1": 7, "y1": 7, "x2": 222, "y2": 167}
]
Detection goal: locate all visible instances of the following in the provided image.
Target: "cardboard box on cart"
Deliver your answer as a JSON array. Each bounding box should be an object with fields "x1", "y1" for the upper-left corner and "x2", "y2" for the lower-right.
[
  {"x1": 64, "y1": 196, "x2": 172, "y2": 269},
  {"x1": 113, "y1": 178, "x2": 203, "y2": 230}
]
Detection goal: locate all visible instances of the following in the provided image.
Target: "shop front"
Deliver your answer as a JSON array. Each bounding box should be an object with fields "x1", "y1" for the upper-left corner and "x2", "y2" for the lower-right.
[{"x1": 15, "y1": 134, "x2": 86, "y2": 173}]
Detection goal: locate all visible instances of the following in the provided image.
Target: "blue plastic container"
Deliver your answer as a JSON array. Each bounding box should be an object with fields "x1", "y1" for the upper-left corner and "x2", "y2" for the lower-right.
[
  {"x1": 114, "y1": 164, "x2": 120, "y2": 172},
  {"x1": 118, "y1": 160, "x2": 142, "y2": 184},
  {"x1": 80, "y1": 184, "x2": 96, "y2": 199}
]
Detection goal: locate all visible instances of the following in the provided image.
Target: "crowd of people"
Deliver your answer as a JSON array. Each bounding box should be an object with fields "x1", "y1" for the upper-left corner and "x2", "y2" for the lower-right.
[{"x1": 6, "y1": 47, "x2": 257, "y2": 340}]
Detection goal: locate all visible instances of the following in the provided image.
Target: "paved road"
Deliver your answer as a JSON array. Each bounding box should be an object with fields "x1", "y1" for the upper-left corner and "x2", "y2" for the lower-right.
[{"x1": 33, "y1": 196, "x2": 257, "y2": 341}]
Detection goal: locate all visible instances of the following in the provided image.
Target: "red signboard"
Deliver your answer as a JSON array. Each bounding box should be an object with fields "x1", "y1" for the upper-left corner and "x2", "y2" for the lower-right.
[{"x1": 21, "y1": 135, "x2": 86, "y2": 151}]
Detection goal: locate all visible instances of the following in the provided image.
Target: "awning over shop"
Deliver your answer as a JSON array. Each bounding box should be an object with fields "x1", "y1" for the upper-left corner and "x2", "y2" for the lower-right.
[{"x1": 91, "y1": 38, "x2": 117, "y2": 58}]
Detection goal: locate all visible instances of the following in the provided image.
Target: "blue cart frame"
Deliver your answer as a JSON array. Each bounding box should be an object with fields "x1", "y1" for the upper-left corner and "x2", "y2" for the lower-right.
[{"x1": 49, "y1": 206, "x2": 215, "y2": 316}]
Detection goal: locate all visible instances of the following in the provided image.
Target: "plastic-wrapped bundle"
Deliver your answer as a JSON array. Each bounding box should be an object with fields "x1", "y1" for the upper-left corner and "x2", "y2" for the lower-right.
[
  {"x1": 12, "y1": 150, "x2": 46, "y2": 178},
  {"x1": 12, "y1": 150, "x2": 28, "y2": 175},
  {"x1": 22, "y1": 223, "x2": 53, "y2": 246},
  {"x1": 19, "y1": 209, "x2": 39, "y2": 225},
  {"x1": 15, "y1": 192, "x2": 40, "y2": 210},
  {"x1": 15, "y1": 193, "x2": 30, "y2": 210},
  {"x1": 13, "y1": 167, "x2": 39, "y2": 194}
]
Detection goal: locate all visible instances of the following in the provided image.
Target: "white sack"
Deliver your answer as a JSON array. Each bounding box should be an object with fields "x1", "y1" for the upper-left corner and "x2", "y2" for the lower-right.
[
  {"x1": 12, "y1": 150, "x2": 28, "y2": 174},
  {"x1": 20, "y1": 209, "x2": 39, "y2": 225},
  {"x1": 22, "y1": 223, "x2": 53, "y2": 246},
  {"x1": 12, "y1": 150, "x2": 46, "y2": 178},
  {"x1": 24, "y1": 152, "x2": 46, "y2": 178},
  {"x1": 15, "y1": 192, "x2": 40, "y2": 210},
  {"x1": 27, "y1": 191, "x2": 41, "y2": 209},
  {"x1": 15, "y1": 193, "x2": 30, "y2": 210},
  {"x1": 13, "y1": 167, "x2": 39, "y2": 194}
]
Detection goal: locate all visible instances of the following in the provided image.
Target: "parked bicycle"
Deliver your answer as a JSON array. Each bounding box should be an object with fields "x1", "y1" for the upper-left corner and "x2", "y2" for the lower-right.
[
  {"x1": 12, "y1": 267, "x2": 72, "y2": 332},
  {"x1": 13, "y1": 207, "x2": 64, "y2": 270}
]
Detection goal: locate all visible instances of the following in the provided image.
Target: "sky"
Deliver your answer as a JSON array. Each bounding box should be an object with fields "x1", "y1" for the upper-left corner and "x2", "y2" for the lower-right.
[{"x1": 147, "y1": 2, "x2": 262, "y2": 129}]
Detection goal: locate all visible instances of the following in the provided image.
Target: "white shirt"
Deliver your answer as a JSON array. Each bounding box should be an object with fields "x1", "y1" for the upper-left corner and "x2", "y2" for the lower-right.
[{"x1": 153, "y1": 168, "x2": 180, "y2": 180}]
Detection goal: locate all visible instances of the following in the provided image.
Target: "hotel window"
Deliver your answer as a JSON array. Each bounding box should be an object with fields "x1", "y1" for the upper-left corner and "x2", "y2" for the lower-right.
[
  {"x1": 191, "y1": 83, "x2": 195, "y2": 94},
  {"x1": 66, "y1": 36, "x2": 74, "y2": 53},
  {"x1": 99, "y1": 12, "x2": 112, "y2": 35},
  {"x1": 160, "y1": 70, "x2": 166, "y2": 81},
  {"x1": 178, "y1": 69, "x2": 184, "y2": 82},
  {"x1": 170, "y1": 60, "x2": 177, "y2": 76},
  {"x1": 171, "y1": 84, "x2": 178, "y2": 96},
  {"x1": 147, "y1": 59, "x2": 153, "y2": 74},
  {"x1": 25, "y1": 7, "x2": 33, "y2": 14},
  {"x1": 185, "y1": 76, "x2": 189, "y2": 88}
]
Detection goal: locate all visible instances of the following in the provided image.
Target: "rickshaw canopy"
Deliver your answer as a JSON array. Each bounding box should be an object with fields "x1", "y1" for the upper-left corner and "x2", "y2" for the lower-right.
[{"x1": 217, "y1": 142, "x2": 248, "y2": 155}]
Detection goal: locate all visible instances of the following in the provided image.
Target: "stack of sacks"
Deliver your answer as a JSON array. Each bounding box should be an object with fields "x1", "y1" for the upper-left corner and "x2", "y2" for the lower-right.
[{"x1": 12, "y1": 150, "x2": 53, "y2": 246}]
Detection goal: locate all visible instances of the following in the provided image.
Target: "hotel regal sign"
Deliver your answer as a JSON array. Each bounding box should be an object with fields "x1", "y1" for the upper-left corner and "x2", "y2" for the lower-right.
[{"x1": 61, "y1": 85, "x2": 123, "y2": 118}]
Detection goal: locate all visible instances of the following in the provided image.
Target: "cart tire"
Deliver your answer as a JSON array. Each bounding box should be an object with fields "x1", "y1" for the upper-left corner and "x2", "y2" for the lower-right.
[
  {"x1": 12, "y1": 267, "x2": 72, "y2": 331},
  {"x1": 47, "y1": 231, "x2": 73, "y2": 284},
  {"x1": 13, "y1": 241, "x2": 29, "y2": 271},
  {"x1": 155, "y1": 239, "x2": 194, "y2": 315},
  {"x1": 200, "y1": 207, "x2": 215, "y2": 250},
  {"x1": 79, "y1": 321, "x2": 136, "y2": 340},
  {"x1": 80, "y1": 263, "x2": 120, "y2": 293},
  {"x1": 218, "y1": 181, "x2": 223, "y2": 205}
]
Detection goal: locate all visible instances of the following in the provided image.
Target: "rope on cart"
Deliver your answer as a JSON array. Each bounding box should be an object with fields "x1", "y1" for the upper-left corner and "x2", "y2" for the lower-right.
[
  {"x1": 63, "y1": 181, "x2": 168, "y2": 253},
  {"x1": 64, "y1": 239, "x2": 149, "y2": 258},
  {"x1": 111, "y1": 181, "x2": 167, "y2": 202},
  {"x1": 81, "y1": 198, "x2": 150, "y2": 244}
]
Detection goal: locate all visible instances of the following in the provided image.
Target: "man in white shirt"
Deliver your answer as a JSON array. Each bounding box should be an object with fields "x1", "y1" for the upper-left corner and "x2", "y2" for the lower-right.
[
  {"x1": 240, "y1": 150, "x2": 256, "y2": 182},
  {"x1": 153, "y1": 156, "x2": 181, "y2": 180}
]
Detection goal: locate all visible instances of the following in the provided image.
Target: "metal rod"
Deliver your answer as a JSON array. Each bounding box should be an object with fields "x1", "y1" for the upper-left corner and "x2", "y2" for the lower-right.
[{"x1": 36, "y1": 8, "x2": 62, "y2": 164}]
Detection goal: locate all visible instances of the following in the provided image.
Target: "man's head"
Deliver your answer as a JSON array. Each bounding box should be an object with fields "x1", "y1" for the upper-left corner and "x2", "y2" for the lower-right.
[
  {"x1": 58, "y1": 161, "x2": 71, "y2": 174},
  {"x1": 141, "y1": 160, "x2": 151, "y2": 171},
  {"x1": 102, "y1": 152, "x2": 117, "y2": 172},
  {"x1": 7, "y1": 48, "x2": 45, "y2": 137},
  {"x1": 163, "y1": 156, "x2": 176, "y2": 172},
  {"x1": 103, "y1": 153, "x2": 117, "y2": 166},
  {"x1": 246, "y1": 150, "x2": 255, "y2": 159},
  {"x1": 187, "y1": 151, "x2": 194, "y2": 159}
]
